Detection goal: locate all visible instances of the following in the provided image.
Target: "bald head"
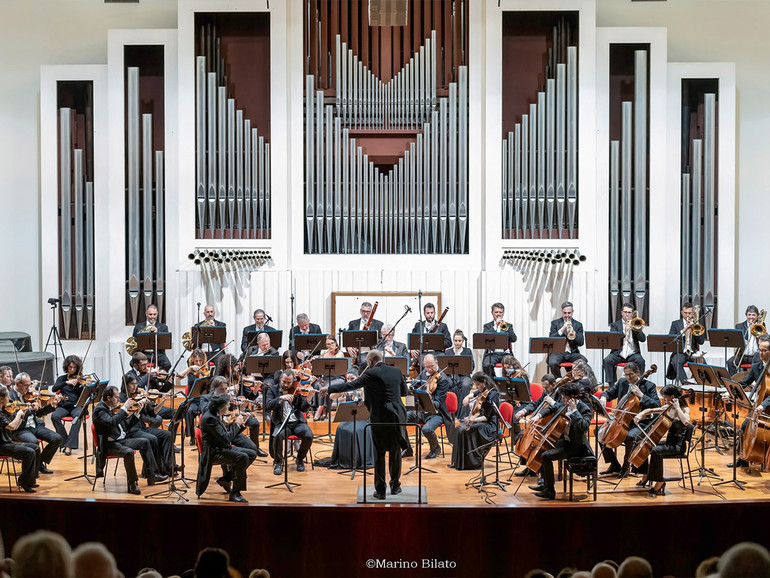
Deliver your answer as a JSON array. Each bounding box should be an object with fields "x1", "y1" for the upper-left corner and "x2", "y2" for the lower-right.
[{"x1": 618, "y1": 557, "x2": 652, "y2": 578}]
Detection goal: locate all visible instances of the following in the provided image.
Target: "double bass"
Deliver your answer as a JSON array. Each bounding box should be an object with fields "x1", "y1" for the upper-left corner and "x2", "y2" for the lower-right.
[
  {"x1": 597, "y1": 365, "x2": 657, "y2": 449},
  {"x1": 740, "y1": 359, "x2": 770, "y2": 465}
]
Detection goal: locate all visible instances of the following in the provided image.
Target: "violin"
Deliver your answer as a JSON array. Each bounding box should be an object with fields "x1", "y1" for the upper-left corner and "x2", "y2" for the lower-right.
[
  {"x1": 77, "y1": 374, "x2": 96, "y2": 387},
  {"x1": 3, "y1": 401, "x2": 31, "y2": 414},
  {"x1": 425, "y1": 370, "x2": 442, "y2": 395}
]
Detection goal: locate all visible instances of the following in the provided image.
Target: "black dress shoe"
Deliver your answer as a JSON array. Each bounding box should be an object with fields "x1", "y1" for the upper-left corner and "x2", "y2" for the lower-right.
[
  {"x1": 728, "y1": 459, "x2": 749, "y2": 468},
  {"x1": 20, "y1": 485, "x2": 36, "y2": 494},
  {"x1": 534, "y1": 489, "x2": 556, "y2": 500},
  {"x1": 600, "y1": 465, "x2": 621, "y2": 475},
  {"x1": 514, "y1": 467, "x2": 534, "y2": 477},
  {"x1": 401, "y1": 448, "x2": 414, "y2": 458},
  {"x1": 273, "y1": 462, "x2": 282, "y2": 476},
  {"x1": 148, "y1": 474, "x2": 169, "y2": 486},
  {"x1": 216, "y1": 477, "x2": 232, "y2": 493},
  {"x1": 296, "y1": 460, "x2": 306, "y2": 472},
  {"x1": 127, "y1": 482, "x2": 141, "y2": 495},
  {"x1": 425, "y1": 447, "x2": 440, "y2": 460},
  {"x1": 372, "y1": 491, "x2": 386, "y2": 500},
  {"x1": 39, "y1": 465, "x2": 54, "y2": 475},
  {"x1": 173, "y1": 464, "x2": 183, "y2": 474},
  {"x1": 391, "y1": 486, "x2": 402, "y2": 495},
  {"x1": 229, "y1": 492, "x2": 248, "y2": 503},
  {"x1": 256, "y1": 448, "x2": 268, "y2": 458},
  {"x1": 528, "y1": 483, "x2": 545, "y2": 491},
  {"x1": 174, "y1": 446, "x2": 181, "y2": 453}
]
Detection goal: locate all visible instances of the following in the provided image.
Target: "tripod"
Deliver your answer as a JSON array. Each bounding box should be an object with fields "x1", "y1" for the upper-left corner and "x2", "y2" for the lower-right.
[
  {"x1": 66, "y1": 389, "x2": 97, "y2": 485},
  {"x1": 405, "y1": 393, "x2": 437, "y2": 476},
  {"x1": 146, "y1": 399, "x2": 189, "y2": 502},
  {"x1": 44, "y1": 299, "x2": 66, "y2": 367},
  {"x1": 714, "y1": 384, "x2": 747, "y2": 491},
  {"x1": 265, "y1": 416, "x2": 301, "y2": 493},
  {"x1": 686, "y1": 380, "x2": 722, "y2": 484}
]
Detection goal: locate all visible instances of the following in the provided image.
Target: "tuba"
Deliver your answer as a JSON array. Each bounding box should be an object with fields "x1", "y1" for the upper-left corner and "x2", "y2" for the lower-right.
[{"x1": 125, "y1": 336, "x2": 138, "y2": 355}]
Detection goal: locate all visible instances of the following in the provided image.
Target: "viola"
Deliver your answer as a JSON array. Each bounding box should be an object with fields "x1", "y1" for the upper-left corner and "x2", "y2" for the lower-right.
[{"x1": 3, "y1": 401, "x2": 31, "y2": 414}]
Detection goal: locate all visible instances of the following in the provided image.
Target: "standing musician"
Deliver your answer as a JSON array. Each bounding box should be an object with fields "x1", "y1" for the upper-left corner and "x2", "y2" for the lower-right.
[
  {"x1": 133, "y1": 304, "x2": 171, "y2": 371},
  {"x1": 119, "y1": 374, "x2": 174, "y2": 479},
  {"x1": 378, "y1": 325, "x2": 408, "y2": 358},
  {"x1": 9, "y1": 373, "x2": 62, "y2": 474},
  {"x1": 727, "y1": 305, "x2": 763, "y2": 375},
  {"x1": 666, "y1": 302, "x2": 707, "y2": 385},
  {"x1": 403, "y1": 354, "x2": 454, "y2": 460},
  {"x1": 410, "y1": 303, "x2": 452, "y2": 358},
  {"x1": 288, "y1": 313, "x2": 323, "y2": 361},
  {"x1": 445, "y1": 330, "x2": 475, "y2": 417},
  {"x1": 241, "y1": 309, "x2": 276, "y2": 352},
  {"x1": 481, "y1": 302, "x2": 518, "y2": 377},
  {"x1": 51, "y1": 355, "x2": 87, "y2": 456},
  {"x1": 634, "y1": 384, "x2": 691, "y2": 496},
  {"x1": 450, "y1": 372, "x2": 500, "y2": 471},
  {"x1": 265, "y1": 370, "x2": 315, "y2": 476},
  {"x1": 513, "y1": 374, "x2": 557, "y2": 478},
  {"x1": 195, "y1": 393, "x2": 250, "y2": 503},
  {"x1": 0, "y1": 385, "x2": 40, "y2": 492},
  {"x1": 547, "y1": 301, "x2": 588, "y2": 377},
  {"x1": 346, "y1": 301, "x2": 384, "y2": 358},
  {"x1": 603, "y1": 303, "x2": 647, "y2": 387},
  {"x1": 598, "y1": 362, "x2": 660, "y2": 477},
  {"x1": 198, "y1": 305, "x2": 226, "y2": 355},
  {"x1": 93, "y1": 385, "x2": 156, "y2": 495},
  {"x1": 319, "y1": 350, "x2": 409, "y2": 499},
  {"x1": 530, "y1": 382, "x2": 593, "y2": 500}
]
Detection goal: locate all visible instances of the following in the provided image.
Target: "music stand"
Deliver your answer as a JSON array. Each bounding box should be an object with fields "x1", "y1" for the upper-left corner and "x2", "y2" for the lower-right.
[
  {"x1": 383, "y1": 356, "x2": 409, "y2": 375},
  {"x1": 341, "y1": 330, "x2": 378, "y2": 354},
  {"x1": 405, "y1": 390, "x2": 438, "y2": 475},
  {"x1": 334, "y1": 400, "x2": 371, "y2": 479},
  {"x1": 438, "y1": 356, "x2": 473, "y2": 393},
  {"x1": 245, "y1": 355, "x2": 282, "y2": 440},
  {"x1": 715, "y1": 377, "x2": 749, "y2": 490},
  {"x1": 686, "y1": 362, "x2": 725, "y2": 483},
  {"x1": 708, "y1": 329, "x2": 744, "y2": 371},
  {"x1": 246, "y1": 330, "x2": 283, "y2": 351},
  {"x1": 294, "y1": 334, "x2": 326, "y2": 356},
  {"x1": 190, "y1": 326, "x2": 226, "y2": 352},
  {"x1": 66, "y1": 380, "x2": 108, "y2": 484},
  {"x1": 311, "y1": 357, "x2": 351, "y2": 442},
  {"x1": 407, "y1": 333, "x2": 445, "y2": 371},
  {"x1": 493, "y1": 377, "x2": 530, "y2": 405},
  {"x1": 529, "y1": 337, "x2": 567, "y2": 377},
  {"x1": 473, "y1": 333, "x2": 509, "y2": 376},
  {"x1": 585, "y1": 332, "x2": 623, "y2": 388},
  {"x1": 646, "y1": 334, "x2": 680, "y2": 386},
  {"x1": 179, "y1": 376, "x2": 210, "y2": 485},
  {"x1": 135, "y1": 332, "x2": 172, "y2": 369}
]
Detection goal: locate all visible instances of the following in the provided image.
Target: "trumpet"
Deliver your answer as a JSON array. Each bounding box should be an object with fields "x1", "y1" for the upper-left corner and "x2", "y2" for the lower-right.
[
  {"x1": 750, "y1": 309, "x2": 767, "y2": 338},
  {"x1": 498, "y1": 320, "x2": 509, "y2": 332},
  {"x1": 630, "y1": 310, "x2": 645, "y2": 331},
  {"x1": 565, "y1": 321, "x2": 576, "y2": 340}
]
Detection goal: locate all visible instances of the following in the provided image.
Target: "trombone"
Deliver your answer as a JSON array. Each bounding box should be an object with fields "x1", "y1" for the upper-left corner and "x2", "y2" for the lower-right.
[
  {"x1": 737, "y1": 309, "x2": 767, "y2": 367},
  {"x1": 630, "y1": 310, "x2": 645, "y2": 331}
]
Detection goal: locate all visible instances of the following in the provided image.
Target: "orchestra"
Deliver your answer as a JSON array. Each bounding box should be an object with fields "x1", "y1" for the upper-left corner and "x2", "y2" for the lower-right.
[{"x1": 14, "y1": 294, "x2": 770, "y2": 505}]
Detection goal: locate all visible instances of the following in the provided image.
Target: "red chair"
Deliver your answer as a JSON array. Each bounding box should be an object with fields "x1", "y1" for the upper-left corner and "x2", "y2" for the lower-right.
[
  {"x1": 590, "y1": 391, "x2": 614, "y2": 429},
  {"x1": 91, "y1": 423, "x2": 135, "y2": 491},
  {"x1": 498, "y1": 401, "x2": 516, "y2": 468},
  {"x1": 529, "y1": 382, "x2": 544, "y2": 403},
  {"x1": 436, "y1": 392, "x2": 458, "y2": 456}
]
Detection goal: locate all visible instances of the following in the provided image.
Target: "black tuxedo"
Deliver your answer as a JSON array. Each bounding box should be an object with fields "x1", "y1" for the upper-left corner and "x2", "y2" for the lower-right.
[
  {"x1": 347, "y1": 318, "x2": 384, "y2": 333},
  {"x1": 195, "y1": 409, "x2": 253, "y2": 496},
  {"x1": 602, "y1": 320, "x2": 646, "y2": 386},
  {"x1": 547, "y1": 318, "x2": 588, "y2": 376},
  {"x1": 481, "y1": 320, "x2": 518, "y2": 375},
  {"x1": 411, "y1": 321, "x2": 452, "y2": 351},
  {"x1": 727, "y1": 320, "x2": 763, "y2": 375},
  {"x1": 746, "y1": 357, "x2": 768, "y2": 393},
  {"x1": 289, "y1": 323, "x2": 323, "y2": 349},
  {"x1": 329, "y1": 361, "x2": 408, "y2": 495},
  {"x1": 264, "y1": 384, "x2": 314, "y2": 464},
  {"x1": 406, "y1": 369, "x2": 455, "y2": 451},
  {"x1": 444, "y1": 346, "x2": 474, "y2": 417},
  {"x1": 537, "y1": 399, "x2": 593, "y2": 492},
  {"x1": 666, "y1": 318, "x2": 707, "y2": 383},
  {"x1": 133, "y1": 321, "x2": 171, "y2": 370},
  {"x1": 8, "y1": 388, "x2": 61, "y2": 469},
  {"x1": 119, "y1": 392, "x2": 173, "y2": 477},
  {"x1": 93, "y1": 401, "x2": 146, "y2": 484},
  {"x1": 241, "y1": 324, "x2": 276, "y2": 352},
  {"x1": 0, "y1": 409, "x2": 39, "y2": 489}
]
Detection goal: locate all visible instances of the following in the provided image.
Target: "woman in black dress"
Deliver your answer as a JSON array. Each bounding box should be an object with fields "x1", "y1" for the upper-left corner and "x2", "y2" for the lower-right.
[
  {"x1": 50, "y1": 355, "x2": 86, "y2": 455},
  {"x1": 633, "y1": 384, "x2": 690, "y2": 496},
  {"x1": 450, "y1": 372, "x2": 500, "y2": 470},
  {"x1": 445, "y1": 330, "x2": 475, "y2": 419}
]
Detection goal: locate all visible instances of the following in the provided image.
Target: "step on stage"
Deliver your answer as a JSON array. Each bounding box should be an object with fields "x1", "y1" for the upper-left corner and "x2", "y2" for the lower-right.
[{"x1": 1, "y1": 428, "x2": 769, "y2": 577}]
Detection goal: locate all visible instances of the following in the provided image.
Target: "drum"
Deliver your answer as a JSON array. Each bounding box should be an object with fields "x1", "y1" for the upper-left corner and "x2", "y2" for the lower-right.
[{"x1": 681, "y1": 385, "x2": 725, "y2": 424}]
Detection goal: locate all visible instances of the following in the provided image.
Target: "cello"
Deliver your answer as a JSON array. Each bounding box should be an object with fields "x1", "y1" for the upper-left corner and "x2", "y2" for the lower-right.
[
  {"x1": 741, "y1": 359, "x2": 770, "y2": 465},
  {"x1": 597, "y1": 365, "x2": 657, "y2": 449},
  {"x1": 525, "y1": 404, "x2": 570, "y2": 473},
  {"x1": 627, "y1": 397, "x2": 686, "y2": 469}
]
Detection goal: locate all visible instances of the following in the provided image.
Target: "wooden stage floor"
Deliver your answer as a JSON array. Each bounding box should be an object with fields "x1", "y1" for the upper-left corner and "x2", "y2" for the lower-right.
[{"x1": 2, "y1": 419, "x2": 770, "y2": 577}]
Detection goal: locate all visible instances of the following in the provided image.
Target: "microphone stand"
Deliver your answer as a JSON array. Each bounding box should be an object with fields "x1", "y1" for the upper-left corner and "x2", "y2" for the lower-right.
[{"x1": 195, "y1": 302, "x2": 202, "y2": 350}]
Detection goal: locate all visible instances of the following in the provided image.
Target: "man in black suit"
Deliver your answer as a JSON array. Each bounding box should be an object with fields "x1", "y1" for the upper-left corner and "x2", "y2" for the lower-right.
[
  {"x1": 194, "y1": 304, "x2": 226, "y2": 355},
  {"x1": 346, "y1": 301, "x2": 384, "y2": 360},
  {"x1": 0, "y1": 385, "x2": 40, "y2": 492},
  {"x1": 93, "y1": 385, "x2": 167, "y2": 495},
  {"x1": 9, "y1": 372, "x2": 61, "y2": 474},
  {"x1": 265, "y1": 370, "x2": 314, "y2": 476},
  {"x1": 403, "y1": 353, "x2": 455, "y2": 459},
  {"x1": 378, "y1": 324, "x2": 408, "y2": 358},
  {"x1": 241, "y1": 309, "x2": 276, "y2": 352},
  {"x1": 288, "y1": 313, "x2": 323, "y2": 361},
  {"x1": 727, "y1": 305, "x2": 762, "y2": 375},
  {"x1": 481, "y1": 302, "x2": 518, "y2": 376},
  {"x1": 195, "y1": 393, "x2": 250, "y2": 503},
  {"x1": 666, "y1": 302, "x2": 707, "y2": 385},
  {"x1": 133, "y1": 304, "x2": 171, "y2": 370},
  {"x1": 598, "y1": 362, "x2": 660, "y2": 476},
  {"x1": 547, "y1": 301, "x2": 588, "y2": 377},
  {"x1": 410, "y1": 302, "x2": 451, "y2": 358},
  {"x1": 320, "y1": 350, "x2": 409, "y2": 499},
  {"x1": 530, "y1": 382, "x2": 593, "y2": 500},
  {"x1": 127, "y1": 352, "x2": 173, "y2": 420},
  {"x1": 602, "y1": 303, "x2": 647, "y2": 387}
]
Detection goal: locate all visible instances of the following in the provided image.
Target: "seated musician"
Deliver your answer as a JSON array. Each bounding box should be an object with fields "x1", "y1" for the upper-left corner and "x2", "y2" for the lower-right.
[
  {"x1": 378, "y1": 325, "x2": 408, "y2": 358},
  {"x1": 496, "y1": 354, "x2": 530, "y2": 435},
  {"x1": 634, "y1": 385, "x2": 691, "y2": 496},
  {"x1": 513, "y1": 373, "x2": 557, "y2": 478},
  {"x1": 51, "y1": 355, "x2": 87, "y2": 456},
  {"x1": 241, "y1": 309, "x2": 276, "y2": 352},
  {"x1": 199, "y1": 304, "x2": 226, "y2": 355},
  {"x1": 178, "y1": 349, "x2": 209, "y2": 446},
  {"x1": 529, "y1": 382, "x2": 593, "y2": 500},
  {"x1": 132, "y1": 304, "x2": 171, "y2": 371},
  {"x1": 0, "y1": 366, "x2": 12, "y2": 387},
  {"x1": 450, "y1": 372, "x2": 500, "y2": 470},
  {"x1": 241, "y1": 335, "x2": 279, "y2": 390},
  {"x1": 322, "y1": 335, "x2": 345, "y2": 358},
  {"x1": 265, "y1": 370, "x2": 314, "y2": 476},
  {"x1": 128, "y1": 352, "x2": 174, "y2": 421},
  {"x1": 93, "y1": 385, "x2": 161, "y2": 495},
  {"x1": 120, "y1": 374, "x2": 174, "y2": 479},
  {"x1": 602, "y1": 303, "x2": 646, "y2": 387},
  {"x1": 213, "y1": 355, "x2": 267, "y2": 458},
  {"x1": 9, "y1": 372, "x2": 62, "y2": 474},
  {"x1": 481, "y1": 302, "x2": 517, "y2": 377},
  {"x1": 289, "y1": 313, "x2": 323, "y2": 362},
  {"x1": 0, "y1": 385, "x2": 41, "y2": 492},
  {"x1": 598, "y1": 362, "x2": 660, "y2": 477},
  {"x1": 403, "y1": 354, "x2": 454, "y2": 460},
  {"x1": 345, "y1": 301, "x2": 383, "y2": 360},
  {"x1": 410, "y1": 303, "x2": 451, "y2": 365},
  {"x1": 195, "y1": 393, "x2": 251, "y2": 503},
  {"x1": 727, "y1": 305, "x2": 763, "y2": 375},
  {"x1": 547, "y1": 301, "x2": 588, "y2": 377},
  {"x1": 445, "y1": 330, "x2": 474, "y2": 418},
  {"x1": 666, "y1": 302, "x2": 707, "y2": 385}
]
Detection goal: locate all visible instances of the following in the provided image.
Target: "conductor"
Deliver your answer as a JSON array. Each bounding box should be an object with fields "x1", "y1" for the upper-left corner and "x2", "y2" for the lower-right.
[{"x1": 319, "y1": 350, "x2": 408, "y2": 499}]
